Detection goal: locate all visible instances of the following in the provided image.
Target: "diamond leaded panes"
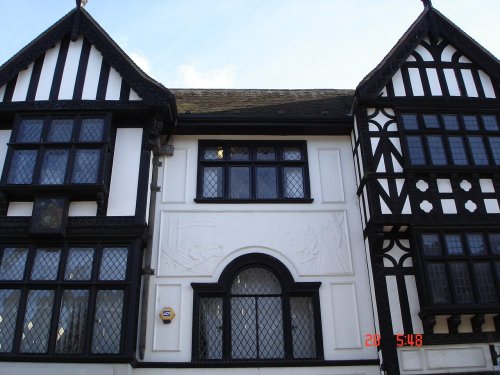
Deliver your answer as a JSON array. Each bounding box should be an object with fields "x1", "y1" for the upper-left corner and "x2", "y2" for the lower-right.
[
  {"x1": 48, "y1": 119, "x2": 73, "y2": 142},
  {"x1": 231, "y1": 267, "x2": 281, "y2": 295},
  {"x1": 402, "y1": 112, "x2": 500, "y2": 167},
  {"x1": 198, "y1": 142, "x2": 309, "y2": 201},
  {"x1": 79, "y1": 118, "x2": 104, "y2": 142},
  {"x1": 91, "y1": 290, "x2": 124, "y2": 354},
  {"x1": 290, "y1": 297, "x2": 316, "y2": 359},
  {"x1": 284, "y1": 167, "x2": 304, "y2": 198},
  {"x1": 4, "y1": 115, "x2": 107, "y2": 187},
  {"x1": 0, "y1": 245, "x2": 132, "y2": 357},
  {"x1": 20, "y1": 290, "x2": 55, "y2": 353},
  {"x1": 55, "y1": 289, "x2": 89, "y2": 354},
  {"x1": 64, "y1": 248, "x2": 94, "y2": 281},
  {"x1": 39, "y1": 149, "x2": 69, "y2": 184},
  {"x1": 7, "y1": 150, "x2": 37, "y2": 184},
  {"x1": 194, "y1": 259, "x2": 321, "y2": 362},
  {"x1": 0, "y1": 248, "x2": 28, "y2": 280},
  {"x1": 0, "y1": 289, "x2": 21, "y2": 352},
  {"x1": 198, "y1": 298, "x2": 223, "y2": 360},
  {"x1": 202, "y1": 167, "x2": 223, "y2": 198},
  {"x1": 72, "y1": 149, "x2": 100, "y2": 183},
  {"x1": 421, "y1": 232, "x2": 500, "y2": 307},
  {"x1": 16, "y1": 119, "x2": 43, "y2": 143},
  {"x1": 99, "y1": 247, "x2": 128, "y2": 281},
  {"x1": 31, "y1": 248, "x2": 61, "y2": 281}
]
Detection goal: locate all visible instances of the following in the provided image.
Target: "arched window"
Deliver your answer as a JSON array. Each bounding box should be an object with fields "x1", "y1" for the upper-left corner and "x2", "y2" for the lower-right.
[{"x1": 192, "y1": 254, "x2": 323, "y2": 362}]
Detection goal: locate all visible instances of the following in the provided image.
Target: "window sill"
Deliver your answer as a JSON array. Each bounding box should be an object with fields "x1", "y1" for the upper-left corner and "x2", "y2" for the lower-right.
[{"x1": 194, "y1": 198, "x2": 314, "y2": 204}]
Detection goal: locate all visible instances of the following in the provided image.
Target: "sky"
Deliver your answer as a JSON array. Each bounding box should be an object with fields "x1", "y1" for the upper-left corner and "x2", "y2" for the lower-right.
[{"x1": 0, "y1": 0, "x2": 498, "y2": 90}]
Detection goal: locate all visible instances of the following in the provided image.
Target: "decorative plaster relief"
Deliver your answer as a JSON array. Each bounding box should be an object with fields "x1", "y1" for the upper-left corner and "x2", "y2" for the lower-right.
[
  {"x1": 420, "y1": 200, "x2": 433, "y2": 213},
  {"x1": 158, "y1": 211, "x2": 353, "y2": 277},
  {"x1": 416, "y1": 180, "x2": 429, "y2": 192}
]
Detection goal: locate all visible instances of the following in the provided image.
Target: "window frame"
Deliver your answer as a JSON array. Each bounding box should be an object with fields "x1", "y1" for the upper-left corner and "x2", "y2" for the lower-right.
[
  {"x1": 0, "y1": 242, "x2": 137, "y2": 360},
  {"x1": 414, "y1": 229, "x2": 500, "y2": 315},
  {"x1": 191, "y1": 254, "x2": 323, "y2": 362},
  {"x1": 1, "y1": 114, "x2": 113, "y2": 201},
  {"x1": 195, "y1": 141, "x2": 313, "y2": 203},
  {"x1": 398, "y1": 112, "x2": 500, "y2": 169}
]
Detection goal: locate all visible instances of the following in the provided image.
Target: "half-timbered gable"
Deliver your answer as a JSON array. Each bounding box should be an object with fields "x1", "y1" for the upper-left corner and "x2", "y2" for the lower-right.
[
  {"x1": 353, "y1": 4, "x2": 500, "y2": 374},
  {"x1": 0, "y1": 4, "x2": 175, "y2": 367}
]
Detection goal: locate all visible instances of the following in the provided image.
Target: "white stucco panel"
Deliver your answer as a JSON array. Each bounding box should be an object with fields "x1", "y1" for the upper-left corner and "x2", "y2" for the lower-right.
[
  {"x1": 158, "y1": 211, "x2": 353, "y2": 277},
  {"x1": 153, "y1": 284, "x2": 182, "y2": 351},
  {"x1": 107, "y1": 128, "x2": 143, "y2": 216}
]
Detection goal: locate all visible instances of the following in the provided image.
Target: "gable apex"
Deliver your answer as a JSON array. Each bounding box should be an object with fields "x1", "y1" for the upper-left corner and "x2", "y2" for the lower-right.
[
  {"x1": 0, "y1": 7, "x2": 175, "y2": 109},
  {"x1": 355, "y1": 7, "x2": 500, "y2": 102}
]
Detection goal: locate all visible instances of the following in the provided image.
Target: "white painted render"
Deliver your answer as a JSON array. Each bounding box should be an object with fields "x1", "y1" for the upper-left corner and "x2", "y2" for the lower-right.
[
  {"x1": 107, "y1": 128, "x2": 143, "y2": 216},
  {"x1": 68, "y1": 201, "x2": 98, "y2": 216},
  {"x1": 58, "y1": 36, "x2": 84, "y2": 100},
  {"x1": 0, "y1": 37, "x2": 142, "y2": 103},
  {"x1": 7, "y1": 202, "x2": 33, "y2": 216},
  {"x1": 81, "y1": 45, "x2": 103, "y2": 100},
  {"x1": 144, "y1": 135, "x2": 379, "y2": 368},
  {"x1": 12, "y1": 62, "x2": 34, "y2": 101},
  {"x1": 35, "y1": 41, "x2": 61, "y2": 100},
  {"x1": 398, "y1": 344, "x2": 497, "y2": 374},
  {"x1": 105, "y1": 67, "x2": 122, "y2": 100}
]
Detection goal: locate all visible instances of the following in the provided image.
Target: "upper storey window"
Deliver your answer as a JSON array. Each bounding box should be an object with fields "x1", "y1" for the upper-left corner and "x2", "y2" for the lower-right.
[
  {"x1": 196, "y1": 141, "x2": 312, "y2": 203},
  {"x1": 418, "y1": 231, "x2": 500, "y2": 308},
  {"x1": 2, "y1": 115, "x2": 110, "y2": 188},
  {"x1": 400, "y1": 113, "x2": 500, "y2": 167}
]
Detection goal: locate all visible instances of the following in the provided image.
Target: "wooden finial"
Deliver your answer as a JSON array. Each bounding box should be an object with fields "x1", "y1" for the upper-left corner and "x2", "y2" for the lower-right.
[
  {"x1": 421, "y1": 0, "x2": 432, "y2": 9},
  {"x1": 75, "y1": 0, "x2": 88, "y2": 8}
]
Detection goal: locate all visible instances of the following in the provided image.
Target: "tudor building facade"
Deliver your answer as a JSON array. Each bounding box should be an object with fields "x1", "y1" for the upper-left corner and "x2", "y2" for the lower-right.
[
  {"x1": 353, "y1": 4, "x2": 500, "y2": 375},
  {"x1": 0, "y1": 4, "x2": 175, "y2": 370},
  {"x1": 0, "y1": 3, "x2": 499, "y2": 375}
]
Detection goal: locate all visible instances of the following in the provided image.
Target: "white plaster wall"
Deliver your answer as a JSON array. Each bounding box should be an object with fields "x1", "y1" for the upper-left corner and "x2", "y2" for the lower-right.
[
  {"x1": 144, "y1": 135, "x2": 378, "y2": 365},
  {"x1": 398, "y1": 344, "x2": 496, "y2": 374},
  {"x1": 68, "y1": 201, "x2": 98, "y2": 216},
  {"x1": 107, "y1": 128, "x2": 143, "y2": 216},
  {"x1": 7, "y1": 202, "x2": 33, "y2": 216}
]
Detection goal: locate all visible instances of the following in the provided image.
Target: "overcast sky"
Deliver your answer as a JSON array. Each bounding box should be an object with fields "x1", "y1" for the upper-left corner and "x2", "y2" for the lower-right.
[{"x1": 0, "y1": 1, "x2": 498, "y2": 89}]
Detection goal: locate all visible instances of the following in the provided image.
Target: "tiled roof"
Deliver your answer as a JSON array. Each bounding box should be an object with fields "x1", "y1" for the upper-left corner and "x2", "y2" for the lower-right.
[{"x1": 172, "y1": 89, "x2": 354, "y2": 118}]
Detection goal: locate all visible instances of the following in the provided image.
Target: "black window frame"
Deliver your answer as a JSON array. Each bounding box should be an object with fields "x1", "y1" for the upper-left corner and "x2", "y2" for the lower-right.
[
  {"x1": 0, "y1": 241, "x2": 138, "y2": 360},
  {"x1": 415, "y1": 230, "x2": 500, "y2": 315},
  {"x1": 399, "y1": 112, "x2": 500, "y2": 169},
  {"x1": 195, "y1": 141, "x2": 312, "y2": 203},
  {"x1": 1, "y1": 114, "x2": 113, "y2": 201},
  {"x1": 191, "y1": 253, "x2": 323, "y2": 362}
]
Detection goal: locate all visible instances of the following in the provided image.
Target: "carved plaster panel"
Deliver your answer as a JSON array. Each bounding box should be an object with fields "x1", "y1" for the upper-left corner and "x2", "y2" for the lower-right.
[{"x1": 157, "y1": 211, "x2": 353, "y2": 277}]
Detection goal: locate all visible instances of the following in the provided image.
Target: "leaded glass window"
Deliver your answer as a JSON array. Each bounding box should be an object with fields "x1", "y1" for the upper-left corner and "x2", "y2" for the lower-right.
[
  {"x1": 193, "y1": 255, "x2": 322, "y2": 362},
  {"x1": 3, "y1": 115, "x2": 109, "y2": 187},
  {"x1": 420, "y1": 232, "x2": 500, "y2": 306},
  {"x1": 198, "y1": 141, "x2": 310, "y2": 201},
  {"x1": 0, "y1": 244, "x2": 131, "y2": 357},
  {"x1": 400, "y1": 112, "x2": 500, "y2": 167}
]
